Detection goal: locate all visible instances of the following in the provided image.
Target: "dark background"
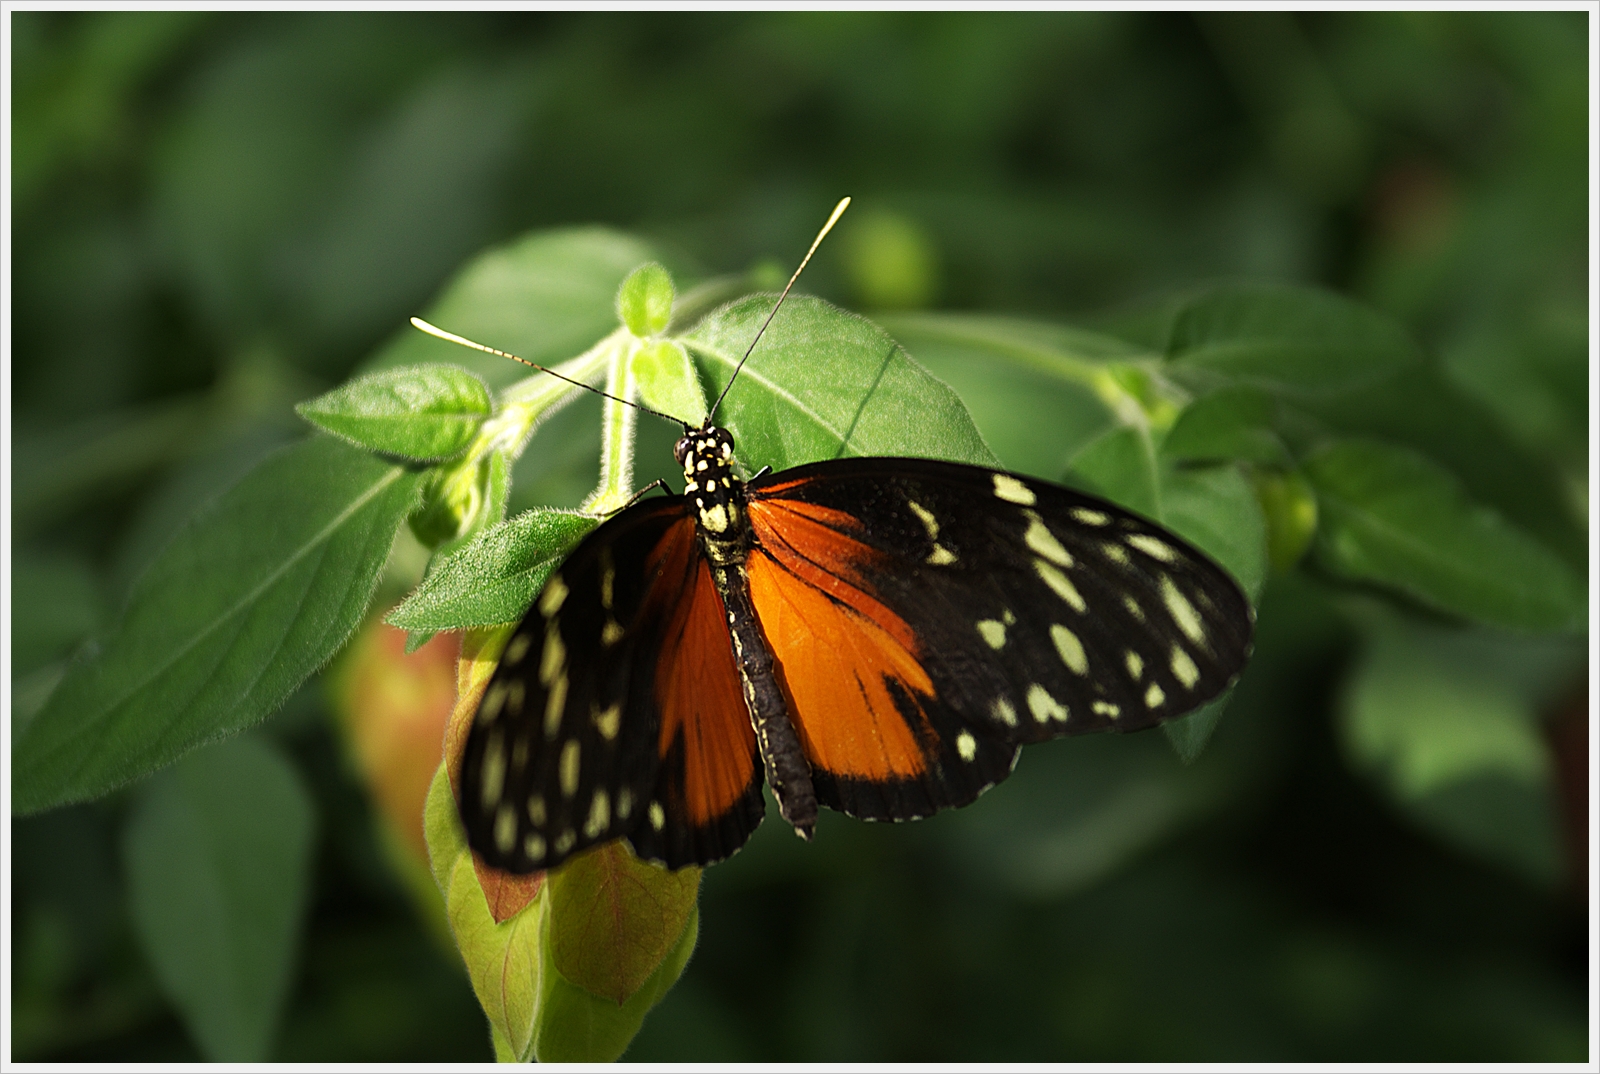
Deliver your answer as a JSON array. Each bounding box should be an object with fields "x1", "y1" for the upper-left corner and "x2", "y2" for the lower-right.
[{"x1": 10, "y1": 11, "x2": 1589, "y2": 1061}]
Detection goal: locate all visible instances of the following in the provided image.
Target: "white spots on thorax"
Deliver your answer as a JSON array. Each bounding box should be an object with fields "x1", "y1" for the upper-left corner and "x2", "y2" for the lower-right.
[
  {"x1": 1159, "y1": 575, "x2": 1207, "y2": 646},
  {"x1": 559, "y1": 740, "x2": 581, "y2": 798},
  {"x1": 503, "y1": 632, "x2": 532, "y2": 665},
  {"x1": 696, "y1": 459, "x2": 708, "y2": 472},
  {"x1": 1124, "y1": 650, "x2": 1144, "y2": 681},
  {"x1": 527, "y1": 793, "x2": 547, "y2": 826},
  {"x1": 992, "y1": 473, "x2": 1036, "y2": 505},
  {"x1": 956, "y1": 731, "x2": 978, "y2": 762},
  {"x1": 1027, "y1": 683, "x2": 1070, "y2": 724},
  {"x1": 1035, "y1": 559, "x2": 1087, "y2": 613},
  {"x1": 1023, "y1": 511, "x2": 1074, "y2": 568},
  {"x1": 977, "y1": 618, "x2": 1008, "y2": 649},
  {"x1": 701, "y1": 502, "x2": 730, "y2": 533},
  {"x1": 649, "y1": 801, "x2": 666, "y2": 831},
  {"x1": 480, "y1": 731, "x2": 506, "y2": 810},
  {"x1": 991, "y1": 697, "x2": 1018, "y2": 727},
  {"x1": 591, "y1": 701, "x2": 622, "y2": 741},
  {"x1": 539, "y1": 573, "x2": 569, "y2": 617},
  {"x1": 1072, "y1": 507, "x2": 1111, "y2": 526},
  {"x1": 1050, "y1": 624, "x2": 1088, "y2": 675},
  {"x1": 1127, "y1": 533, "x2": 1178, "y2": 563},
  {"x1": 523, "y1": 833, "x2": 547, "y2": 860},
  {"x1": 583, "y1": 790, "x2": 611, "y2": 838},
  {"x1": 1145, "y1": 682, "x2": 1166, "y2": 709},
  {"x1": 494, "y1": 804, "x2": 517, "y2": 854},
  {"x1": 554, "y1": 829, "x2": 576, "y2": 855},
  {"x1": 907, "y1": 499, "x2": 940, "y2": 539},
  {"x1": 1171, "y1": 645, "x2": 1201, "y2": 689},
  {"x1": 602, "y1": 619, "x2": 625, "y2": 646},
  {"x1": 1092, "y1": 700, "x2": 1121, "y2": 719}
]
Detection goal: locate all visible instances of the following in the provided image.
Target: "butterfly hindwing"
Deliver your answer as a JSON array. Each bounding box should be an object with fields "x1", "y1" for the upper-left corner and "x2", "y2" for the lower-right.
[
  {"x1": 459, "y1": 500, "x2": 764, "y2": 873},
  {"x1": 745, "y1": 457, "x2": 1253, "y2": 817}
]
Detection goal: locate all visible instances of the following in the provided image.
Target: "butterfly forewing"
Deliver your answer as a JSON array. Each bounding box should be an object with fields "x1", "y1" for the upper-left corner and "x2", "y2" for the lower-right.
[
  {"x1": 458, "y1": 499, "x2": 763, "y2": 873},
  {"x1": 745, "y1": 457, "x2": 1253, "y2": 814}
]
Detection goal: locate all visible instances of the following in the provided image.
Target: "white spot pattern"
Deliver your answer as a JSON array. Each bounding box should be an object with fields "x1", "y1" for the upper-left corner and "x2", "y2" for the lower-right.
[
  {"x1": 977, "y1": 619, "x2": 1007, "y2": 649},
  {"x1": 1051, "y1": 624, "x2": 1088, "y2": 675},
  {"x1": 1027, "y1": 683, "x2": 1069, "y2": 724},
  {"x1": 993, "y1": 473, "x2": 1036, "y2": 505},
  {"x1": 1035, "y1": 559, "x2": 1087, "y2": 612}
]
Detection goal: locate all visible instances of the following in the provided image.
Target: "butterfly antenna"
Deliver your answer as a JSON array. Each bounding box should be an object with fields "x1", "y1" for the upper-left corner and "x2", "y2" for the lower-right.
[
  {"x1": 410, "y1": 318, "x2": 689, "y2": 429},
  {"x1": 708, "y1": 196, "x2": 851, "y2": 426}
]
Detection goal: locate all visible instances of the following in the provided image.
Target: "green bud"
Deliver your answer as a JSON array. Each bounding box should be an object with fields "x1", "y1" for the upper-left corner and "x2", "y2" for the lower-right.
[
  {"x1": 410, "y1": 454, "x2": 494, "y2": 549},
  {"x1": 616, "y1": 262, "x2": 676, "y2": 338},
  {"x1": 1254, "y1": 467, "x2": 1319, "y2": 574}
]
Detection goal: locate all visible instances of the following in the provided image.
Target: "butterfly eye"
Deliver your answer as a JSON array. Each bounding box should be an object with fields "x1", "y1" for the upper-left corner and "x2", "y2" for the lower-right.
[{"x1": 672, "y1": 436, "x2": 694, "y2": 466}]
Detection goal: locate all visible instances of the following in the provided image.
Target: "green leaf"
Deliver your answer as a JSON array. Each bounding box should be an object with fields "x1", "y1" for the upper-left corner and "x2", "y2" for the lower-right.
[
  {"x1": 294, "y1": 364, "x2": 490, "y2": 461},
  {"x1": 1066, "y1": 425, "x2": 1160, "y2": 520},
  {"x1": 13, "y1": 436, "x2": 425, "y2": 813},
  {"x1": 534, "y1": 904, "x2": 699, "y2": 1063},
  {"x1": 1165, "y1": 284, "x2": 1420, "y2": 397},
  {"x1": 1338, "y1": 617, "x2": 1566, "y2": 884},
  {"x1": 1162, "y1": 463, "x2": 1269, "y2": 602},
  {"x1": 1161, "y1": 694, "x2": 1232, "y2": 765},
  {"x1": 633, "y1": 340, "x2": 706, "y2": 427},
  {"x1": 1161, "y1": 385, "x2": 1292, "y2": 467},
  {"x1": 387, "y1": 508, "x2": 597, "y2": 632},
  {"x1": 1253, "y1": 467, "x2": 1319, "y2": 574},
  {"x1": 369, "y1": 228, "x2": 663, "y2": 389},
  {"x1": 683, "y1": 295, "x2": 998, "y2": 473},
  {"x1": 1305, "y1": 439, "x2": 1584, "y2": 632},
  {"x1": 547, "y1": 844, "x2": 700, "y2": 1004},
  {"x1": 123, "y1": 736, "x2": 315, "y2": 1061},
  {"x1": 10, "y1": 550, "x2": 104, "y2": 677},
  {"x1": 616, "y1": 262, "x2": 675, "y2": 338}
]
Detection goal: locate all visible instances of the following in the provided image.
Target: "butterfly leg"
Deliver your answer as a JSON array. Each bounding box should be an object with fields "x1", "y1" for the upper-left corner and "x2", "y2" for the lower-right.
[{"x1": 714, "y1": 563, "x2": 818, "y2": 839}]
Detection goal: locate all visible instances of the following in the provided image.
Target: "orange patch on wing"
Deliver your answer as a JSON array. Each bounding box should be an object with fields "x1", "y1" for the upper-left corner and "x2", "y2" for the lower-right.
[
  {"x1": 747, "y1": 499, "x2": 934, "y2": 781},
  {"x1": 646, "y1": 520, "x2": 757, "y2": 826}
]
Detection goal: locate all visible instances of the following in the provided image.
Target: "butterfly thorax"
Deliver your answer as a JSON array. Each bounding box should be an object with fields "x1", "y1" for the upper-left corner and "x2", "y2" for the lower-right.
[{"x1": 675, "y1": 425, "x2": 751, "y2": 567}]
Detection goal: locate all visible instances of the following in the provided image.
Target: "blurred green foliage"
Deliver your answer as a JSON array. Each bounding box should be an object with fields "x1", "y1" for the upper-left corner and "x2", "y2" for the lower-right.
[{"x1": 10, "y1": 10, "x2": 1587, "y2": 1061}]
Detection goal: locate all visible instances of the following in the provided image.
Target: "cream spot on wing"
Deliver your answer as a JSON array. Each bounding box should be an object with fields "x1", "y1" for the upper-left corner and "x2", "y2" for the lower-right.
[
  {"x1": 1145, "y1": 682, "x2": 1166, "y2": 708},
  {"x1": 1160, "y1": 575, "x2": 1207, "y2": 646},
  {"x1": 540, "y1": 622, "x2": 564, "y2": 685},
  {"x1": 907, "y1": 499, "x2": 939, "y2": 539},
  {"x1": 511, "y1": 735, "x2": 528, "y2": 770},
  {"x1": 555, "y1": 829, "x2": 576, "y2": 855},
  {"x1": 506, "y1": 680, "x2": 525, "y2": 716},
  {"x1": 1051, "y1": 624, "x2": 1088, "y2": 675},
  {"x1": 1024, "y1": 515, "x2": 1074, "y2": 567},
  {"x1": 1003, "y1": 610, "x2": 1016, "y2": 626},
  {"x1": 617, "y1": 787, "x2": 633, "y2": 820},
  {"x1": 527, "y1": 794, "x2": 546, "y2": 826},
  {"x1": 583, "y1": 790, "x2": 611, "y2": 838},
  {"x1": 993, "y1": 473, "x2": 1036, "y2": 505},
  {"x1": 600, "y1": 562, "x2": 615, "y2": 611},
  {"x1": 503, "y1": 633, "x2": 532, "y2": 665},
  {"x1": 1027, "y1": 683, "x2": 1069, "y2": 724},
  {"x1": 602, "y1": 618, "x2": 625, "y2": 646},
  {"x1": 649, "y1": 801, "x2": 666, "y2": 830},
  {"x1": 927, "y1": 544, "x2": 958, "y2": 566},
  {"x1": 1128, "y1": 534, "x2": 1178, "y2": 562},
  {"x1": 559, "y1": 740, "x2": 581, "y2": 798},
  {"x1": 479, "y1": 683, "x2": 507, "y2": 724},
  {"x1": 1171, "y1": 645, "x2": 1201, "y2": 689},
  {"x1": 543, "y1": 673, "x2": 567, "y2": 738},
  {"x1": 1102, "y1": 542, "x2": 1130, "y2": 566},
  {"x1": 1092, "y1": 700, "x2": 1121, "y2": 718},
  {"x1": 991, "y1": 697, "x2": 1018, "y2": 727},
  {"x1": 1072, "y1": 507, "x2": 1110, "y2": 526},
  {"x1": 1125, "y1": 650, "x2": 1144, "y2": 681},
  {"x1": 1123, "y1": 595, "x2": 1144, "y2": 621},
  {"x1": 592, "y1": 701, "x2": 622, "y2": 741},
  {"x1": 977, "y1": 619, "x2": 1007, "y2": 649},
  {"x1": 523, "y1": 833, "x2": 547, "y2": 860},
  {"x1": 956, "y1": 731, "x2": 978, "y2": 761},
  {"x1": 1035, "y1": 559, "x2": 1087, "y2": 612},
  {"x1": 480, "y1": 731, "x2": 506, "y2": 810},
  {"x1": 539, "y1": 573, "x2": 569, "y2": 617},
  {"x1": 494, "y1": 805, "x2": 517, "y2": 853}
]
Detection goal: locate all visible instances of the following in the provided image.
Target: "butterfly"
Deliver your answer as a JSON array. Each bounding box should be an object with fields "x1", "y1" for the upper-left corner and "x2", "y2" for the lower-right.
[{"x1": 449, "y1": 201, "x2": 1255, "y2": 874}]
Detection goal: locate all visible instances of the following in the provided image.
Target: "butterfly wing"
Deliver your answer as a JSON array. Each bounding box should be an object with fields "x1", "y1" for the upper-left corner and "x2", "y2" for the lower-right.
[
  {"x1": 744, "y1": 457, "x2": 1254, "y2": 821},
  {"x1": 458, "y1": 499, "x2": 764, "y2": 873}
]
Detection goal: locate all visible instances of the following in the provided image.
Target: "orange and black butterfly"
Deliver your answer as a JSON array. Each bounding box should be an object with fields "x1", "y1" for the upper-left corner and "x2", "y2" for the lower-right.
[{"x1": 452, "y1": 201, "x2": 1254, "y2": 873}]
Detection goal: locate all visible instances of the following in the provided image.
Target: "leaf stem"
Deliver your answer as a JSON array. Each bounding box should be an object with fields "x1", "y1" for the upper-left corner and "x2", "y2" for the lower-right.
[{"x1": 583, "y1": 337, "x2": 641, "y2": 514}]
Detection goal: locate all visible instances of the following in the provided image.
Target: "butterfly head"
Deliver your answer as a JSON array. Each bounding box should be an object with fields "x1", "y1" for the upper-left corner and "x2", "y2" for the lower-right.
[{"x1": 676, "y1": 425, "x2": 745, "y2": 540}]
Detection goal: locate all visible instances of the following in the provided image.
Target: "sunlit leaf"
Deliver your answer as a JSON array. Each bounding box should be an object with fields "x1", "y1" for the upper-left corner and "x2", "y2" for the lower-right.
[{"x1": 295, "y1": 364, "x2": 490, "y2": 461}]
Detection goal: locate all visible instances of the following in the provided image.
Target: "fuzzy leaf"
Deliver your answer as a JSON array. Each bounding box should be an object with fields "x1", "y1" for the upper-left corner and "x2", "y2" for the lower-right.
[{"x1": 295, "y1": 364, "x2": 490, "y2": 461}]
